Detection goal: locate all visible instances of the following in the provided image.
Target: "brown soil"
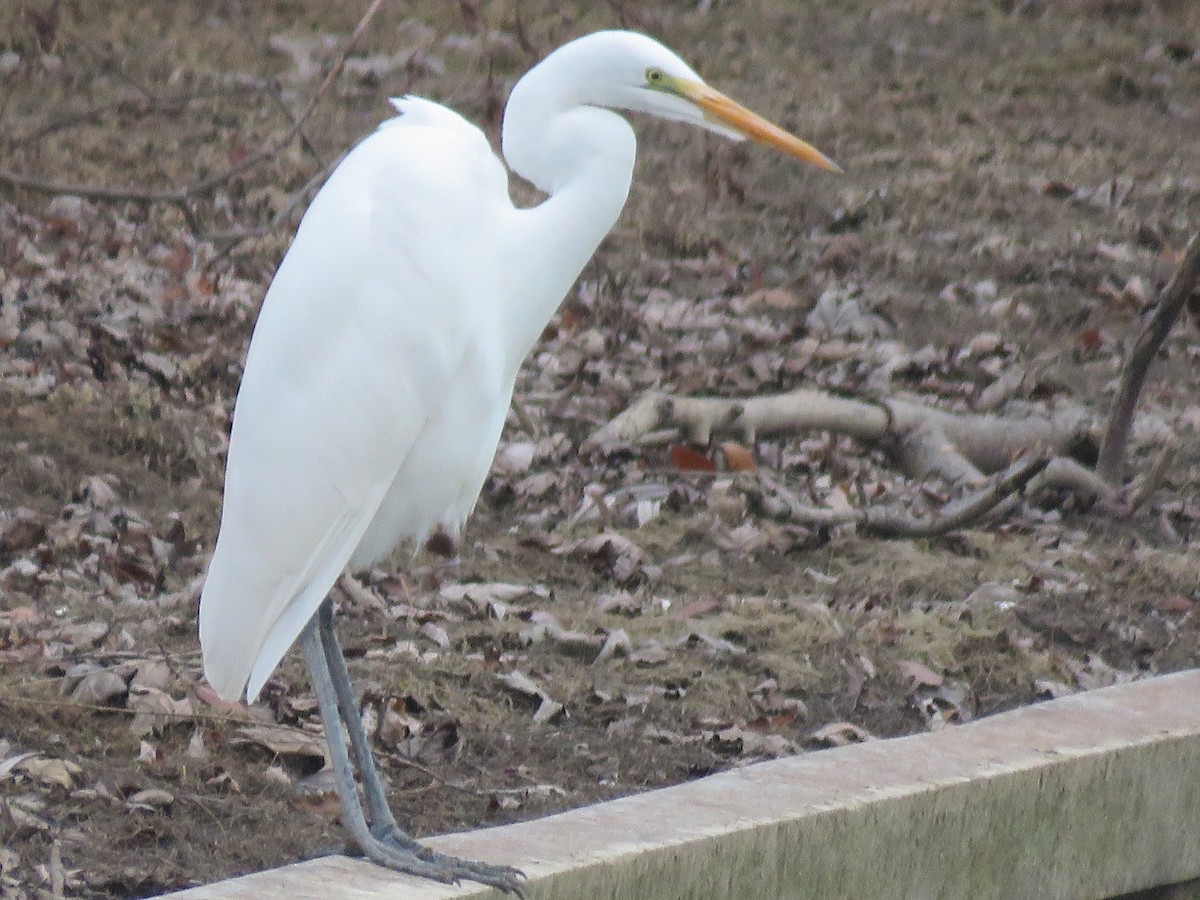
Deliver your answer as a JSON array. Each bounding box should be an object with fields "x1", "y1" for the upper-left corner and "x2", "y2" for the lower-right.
[{"x1": 1, "y1": 1, "x2": 1199, "y2": 896}]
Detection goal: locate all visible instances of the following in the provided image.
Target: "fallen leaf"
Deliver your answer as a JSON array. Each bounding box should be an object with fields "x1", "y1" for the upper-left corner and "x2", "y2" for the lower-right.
[
  {"x1": 914, "y1": 680, "x2": 975, "y2": 730},
  {"x1": 629, "y1": 641, "x2": 669, "y2": 666},
  {"x1": 10, "y1": 755, "x2": 82, "y2": 789},
  {"x1": 809, "y1": 721, "x2": 874, "y2": 747},
  {"x1": 721, "y1": 441, "x2": 757, "y2": 472},
  {"x1": 1034, "y1": 679, "x2": 1075, "y2": 699},
  {"x1": 127, "y1": 685, "x2": 185, "y2": 737},
  {"x1": 553, "y1": 532, "x2": 654, "y2": 586},
  {"x1": 494, "y1": 441, "x2": 537, "y2": 475},
  {"x1": 0, "y1": 751, "x2": 41, "y2": 779},
  {"x1": 743, "y1": 287, "x2": 804, "y2": 309},
  {"x1": 669, "y1": 444, "x2": 715, "y2": 472},
  {"x1": 666, "y1": 598, "x2": 720, "y2": 620},
  {"x1": 419, "y1": 622, "x2": 450, "y2": 648},
  {"x1": 896, "y1": 659, "x2": 944, "y2": 690},
  {"x1": 497, "y1": 670, "x2": 565, "y2": 723},
  {"x1": 69, "y1": 668, "x2": 129, "y2": 706},
  {"x1": 233, "y1": 724, "x2": 328, "y2": 765},
  {"x1": 138, "y1": 741, "x2": 165, "y2": 767},
  {"x1": 594, "y1": 628, "x2": 632, "y2": 663},
  {"x1": 126, "y1": 788, "x2": 174, "y2": 811}
]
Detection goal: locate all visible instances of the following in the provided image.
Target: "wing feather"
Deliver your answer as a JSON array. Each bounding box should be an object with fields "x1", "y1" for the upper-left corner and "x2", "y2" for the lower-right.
[{"x1": 200, "y1": 99, "x2": 509, "y2": 701}]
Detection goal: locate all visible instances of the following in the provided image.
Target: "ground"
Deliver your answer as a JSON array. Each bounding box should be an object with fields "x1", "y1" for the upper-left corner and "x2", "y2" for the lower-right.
[{"x1": 1, "y1": 0, "x2": 1199, "y2": 896}]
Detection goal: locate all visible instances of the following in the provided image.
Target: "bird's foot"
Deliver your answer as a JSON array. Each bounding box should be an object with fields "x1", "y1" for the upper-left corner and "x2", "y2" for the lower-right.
[{"x1": 356, "y1": 824, "x2": 526, "y2": 897}]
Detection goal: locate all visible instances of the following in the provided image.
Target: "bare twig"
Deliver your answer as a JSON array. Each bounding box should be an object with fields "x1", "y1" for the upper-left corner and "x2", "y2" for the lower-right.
[
  {"x1": 1097, "y1": 231, "x2": 1200, "y2": 482},
  {"x1": 754, "y1": 456, "x2": 1047, "y2": 537},
  {"x1": 379, "y1": 749, "x2": 494, "y2": 798},
  {"x1": 1127, "y1": 435, "x2": 1180, "y2": 513},
  {"x1": 185, "y1": 0, "x2": 384, "y2": 198},
  {"x1": 9, "y1": 82, "x2": 268, "y2": 147},
  {"x1": 266, "y1": 81, "x2": 326, "y2": 167},
  {"x1": 864, "y1": 456, "x2": 1048, "y2": 537},
  {"x1": 985, "y1": 455, "x2": 1119, "y2": 522},
  {"x1": 0, "y1": 0, "x2": 384, "y2": 235},
  {"x1": 0, "y1": 692, "x2": 263, "y2": 729},
  {"x1": 205, "y1": 150, "x2": 345, "y2": 258},
  {"x1": 0, "y1": 167, "x2": 185, "y2": 205}
]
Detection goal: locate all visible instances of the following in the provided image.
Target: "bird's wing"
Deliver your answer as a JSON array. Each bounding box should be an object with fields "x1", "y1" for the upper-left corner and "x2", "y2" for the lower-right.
[{"x1": 199, "y1": 100, "x2": 509, "y2": 702}]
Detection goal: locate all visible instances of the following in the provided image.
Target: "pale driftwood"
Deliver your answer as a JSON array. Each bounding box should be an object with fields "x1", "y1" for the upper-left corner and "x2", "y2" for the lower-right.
[
  {"x1": 1032, "y1": 457, "x2": 1117, "y2": 502},
  {"x1": 593, "y1": 388, "x2": 1093, "y2": 484},
  {"x1": 1097, "y1": 231, "x2": 1200, "y2": 482}
]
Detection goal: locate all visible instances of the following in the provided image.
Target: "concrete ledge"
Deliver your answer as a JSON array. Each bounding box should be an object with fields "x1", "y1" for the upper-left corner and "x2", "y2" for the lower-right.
[{"x1": 166, "y1": 670, "x2": 1200, "y2": 899}]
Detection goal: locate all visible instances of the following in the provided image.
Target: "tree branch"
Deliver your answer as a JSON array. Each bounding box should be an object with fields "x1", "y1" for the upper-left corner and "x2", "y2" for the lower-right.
[
  {"x1": 750, "y1": 456, "x2": 1049, "y2": 537},
  {"x1": 0, "y1": 0, "x2": 384, "y2": 234},
  {"x1": 1096, "y1": 231, "x2": 1200, "y2": 482},
  {"x1": 594, "y1": 388, "x2": 1093, "y2": 484}
]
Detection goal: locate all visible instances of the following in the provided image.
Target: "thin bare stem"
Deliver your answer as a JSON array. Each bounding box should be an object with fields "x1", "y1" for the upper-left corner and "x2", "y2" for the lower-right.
[
  {"x1": 1097, "y1": 232, "x2": 1200, "y2": 482},
  {"x1": 0, "y1": 0, "x2": 384, "y2": 232}
]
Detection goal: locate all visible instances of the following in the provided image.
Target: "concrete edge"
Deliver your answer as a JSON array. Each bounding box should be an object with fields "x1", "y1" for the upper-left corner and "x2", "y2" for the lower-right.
[{"x1": 164, "y1": 669, "x2": 1200, "y2": 899}]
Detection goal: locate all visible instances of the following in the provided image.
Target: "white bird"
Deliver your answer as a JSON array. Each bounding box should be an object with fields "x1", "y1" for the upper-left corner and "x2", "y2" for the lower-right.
[{"x1": 199, "y1": 29, "x2": 837, "y2": 893}]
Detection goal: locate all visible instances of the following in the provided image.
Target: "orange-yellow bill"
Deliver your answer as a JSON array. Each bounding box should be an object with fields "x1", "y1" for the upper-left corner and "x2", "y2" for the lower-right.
[{"x1": 678, "y1": 80, "x2": 841, "y2": 173}]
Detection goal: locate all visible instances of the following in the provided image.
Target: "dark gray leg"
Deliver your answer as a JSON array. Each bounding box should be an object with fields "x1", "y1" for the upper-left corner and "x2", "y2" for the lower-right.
[
  {"x1": 300, "y1": 608, "x2": 525, "y2": 895},
  {"x1": 316, "y1": 600, "x2": 400, "y2": 838}
]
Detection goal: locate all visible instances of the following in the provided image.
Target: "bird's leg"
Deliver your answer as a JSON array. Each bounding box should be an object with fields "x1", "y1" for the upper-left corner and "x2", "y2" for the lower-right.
[
  {"x1": 300, "y1": 610, "x2": 526, "y2": 896},
  {"x1": 315, "y1": 599, "x2": 399, "y2": 839}
]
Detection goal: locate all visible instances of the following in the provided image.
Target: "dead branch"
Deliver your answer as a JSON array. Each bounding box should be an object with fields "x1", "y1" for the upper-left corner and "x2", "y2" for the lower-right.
[
  {"x1": 1096, "y1": 231, "x2": 1200, "y2": 482},
  {"x1": 204, "y1": 150, "x2": 346, "y2": 258},
  {"x1": 1033, "y1": 457, "x2": 1117, "y2": 501},
  {"x1": 1127, "y1": 436, "x2": 1180, "y2": 513},
  {"x1": 752, "y1": 456, "x2": 1048, "y2": 537},
  {"x1": 0, "y1": 167, "x2": 185, "y2": 205},
  {"x1": 8, "y1": 82, "x2": 269, "y2": 148},
  {"x1": 594, "y1": 388, "x2": 1093, "y2": 484},
  {"x1": 0, "y1": 0, "x2": 384, "y2": 239},
  {"x1": 186, "y1": 0, "x2": 383, "y2": 198}
]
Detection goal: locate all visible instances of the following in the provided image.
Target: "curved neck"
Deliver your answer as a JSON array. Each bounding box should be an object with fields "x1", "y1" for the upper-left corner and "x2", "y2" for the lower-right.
[{"x1": 498, "y1": 60, "x2": 637, "y2": 374}]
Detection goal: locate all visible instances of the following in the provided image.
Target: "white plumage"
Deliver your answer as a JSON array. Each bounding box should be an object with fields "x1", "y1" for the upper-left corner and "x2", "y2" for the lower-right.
[
  {"x1": 199, "y1": 28, "x2": 837, "y2": 712},
  {"x1": 201, "y1": 98, "x2": 514, "y2": 700},
  {"x1": 196, "y1": 29, "x2": 837, "y2": 892}
]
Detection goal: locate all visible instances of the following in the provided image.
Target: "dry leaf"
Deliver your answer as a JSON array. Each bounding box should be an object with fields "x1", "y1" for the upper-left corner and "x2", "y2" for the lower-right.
[
  {"x1": 896, "y1": 659, "x2": 944, "y2": 690},
  {"x1": 69, "y1": 668, "x2": 128, "y2": 706},
  {"x1": 498, "y1": 670, "x2": 565, "y2": 723},
  {"x1": 126, "y1": 788, "x2": 174, "y2": 811},
  {"x1": 11, "y1": 755, "x2": 83, "y2": 789},
  {"x1": 721, "y1": 441, "x2": 757, "y2": 472},
  {"x1": 594, "y1": 628, "x2": 632, "y2": 663},
  {"x1": 127, "y1": 685, "x2": 184, "y2": 737},
  {"x1": 668, "y1": 444, "x2": 715, "y2": 472},
  {"x1": 809, "y1": 722, "x2": 874, "y2": 747},
  {"x1": 233, "y1": 724, "x2": 328, "y2": 765},
  {"x1": 743, "y1": 287, "x2": 803, "y2": 309},
  {"x1": 0, "y1": 751, "x2": 41, "y2": 779},
  {"x1": 419, "y1": 622, "x2": 451, "y2": 648}
]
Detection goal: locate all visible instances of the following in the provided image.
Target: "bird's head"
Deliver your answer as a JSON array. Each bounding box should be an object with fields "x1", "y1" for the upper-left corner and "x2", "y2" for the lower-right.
[{"x1": 548, "y1": 30, "x2": 840, "y2": 173}]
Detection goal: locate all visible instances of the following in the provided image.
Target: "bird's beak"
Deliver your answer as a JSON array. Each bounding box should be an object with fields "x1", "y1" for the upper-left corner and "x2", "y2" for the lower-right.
[{"x1": 676, "y1": 80, "x2": 841, "y2": 173}]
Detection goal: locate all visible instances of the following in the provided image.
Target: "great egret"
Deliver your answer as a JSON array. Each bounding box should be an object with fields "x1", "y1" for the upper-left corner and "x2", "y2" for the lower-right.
[{"x1": 199, "y1": 29, "x2": 837, "y2": 893}]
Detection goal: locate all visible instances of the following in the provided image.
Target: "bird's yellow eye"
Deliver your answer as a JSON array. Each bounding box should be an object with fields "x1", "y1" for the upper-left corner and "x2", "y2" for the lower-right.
[{"x1": 645, "y1": 67, "x2": 667, "y2": 87}]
